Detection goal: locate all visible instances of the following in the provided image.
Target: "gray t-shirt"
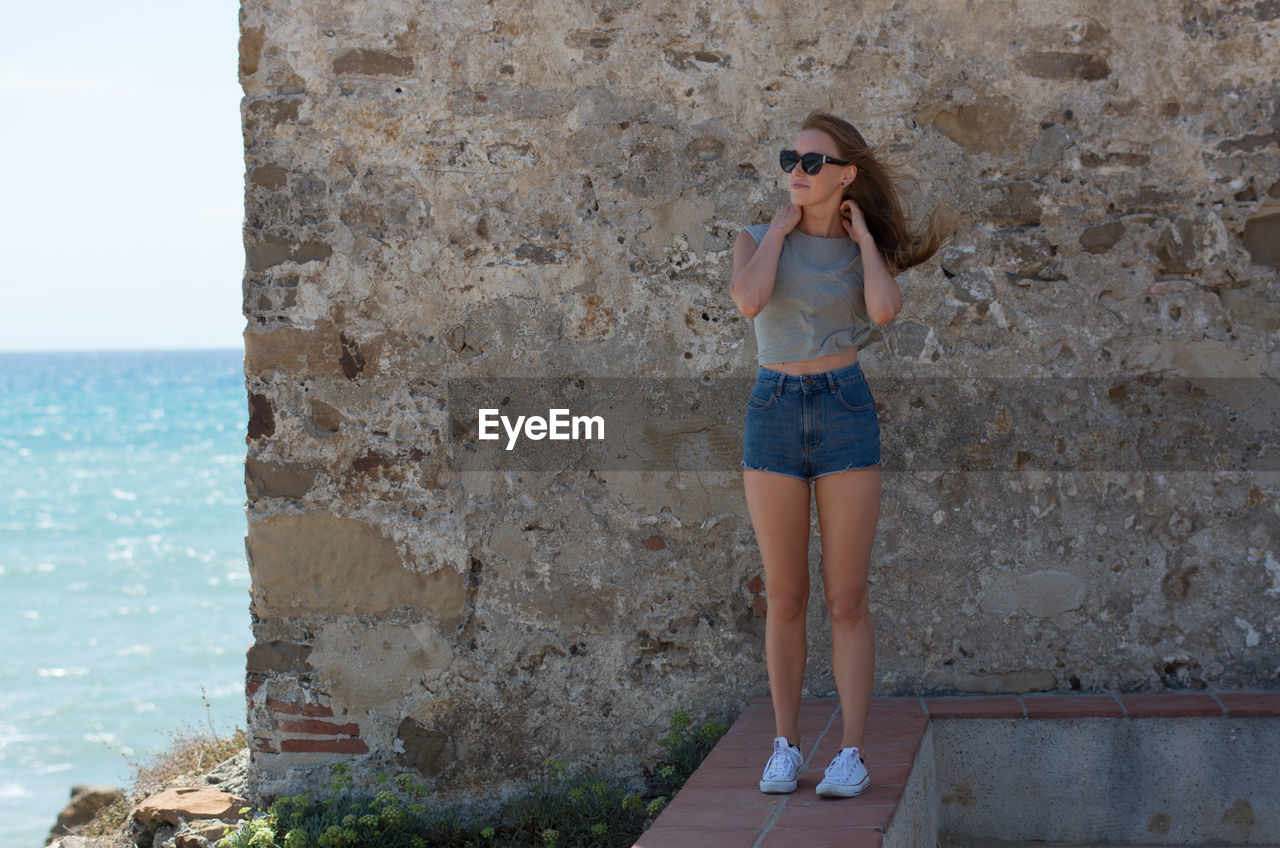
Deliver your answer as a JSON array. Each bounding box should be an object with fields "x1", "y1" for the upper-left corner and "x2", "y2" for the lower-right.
[{"x1": 743, "y1": 223, "x2": 872, "y2": 365}]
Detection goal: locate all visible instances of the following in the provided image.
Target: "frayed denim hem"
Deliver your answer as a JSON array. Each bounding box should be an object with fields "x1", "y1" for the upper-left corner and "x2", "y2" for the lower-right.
[
  {"x1": 739, "y1": 461, "x2": 813, "y2": 482},
  {"x1": 810, "y1": 459, "x2": 882, "y2": 479}
]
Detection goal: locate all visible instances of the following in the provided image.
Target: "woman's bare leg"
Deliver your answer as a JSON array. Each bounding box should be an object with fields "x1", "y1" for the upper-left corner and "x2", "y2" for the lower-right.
[
  {"x1": 744, "y1": 469, "x2": 813, "y2": 745},
  {"x1": 814, "y1": 465, "x2": 882, "y2": 750}
]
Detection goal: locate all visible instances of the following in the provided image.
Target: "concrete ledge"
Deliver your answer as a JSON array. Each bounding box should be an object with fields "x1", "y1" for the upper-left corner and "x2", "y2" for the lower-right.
[
  {"x1": 632, "y1": 691, "x2": 1280, "y2": 848},
  {"x1": 934, "y1": 716, "x2": 1280, "y2": 844}
]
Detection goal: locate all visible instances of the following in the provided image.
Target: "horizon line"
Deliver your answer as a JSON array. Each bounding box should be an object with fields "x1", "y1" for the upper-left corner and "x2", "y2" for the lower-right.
[{"x1": 0, "y1": 346, "x2": 243, "y2": 355}]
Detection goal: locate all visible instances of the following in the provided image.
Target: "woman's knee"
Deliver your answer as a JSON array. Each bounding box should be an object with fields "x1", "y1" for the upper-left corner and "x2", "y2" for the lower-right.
[
  {"x1": 825, "y1": 592, "x2": 870, "y2": 627},
  {"x1": 766, "y1": 590, "x2": 809, "y2": 623}
]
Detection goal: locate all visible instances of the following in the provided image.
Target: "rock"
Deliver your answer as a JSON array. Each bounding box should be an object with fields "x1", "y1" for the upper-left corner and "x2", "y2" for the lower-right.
[
  {"x1": 397, "y1": 719, "x2": 455, "y2": 776},
  {"x1": 175, "y1": 819, "x2": 236, "y2": 847},
  {"x1": 985, "y1": 181, "x2": 1042, "y2": 227},
  {"x1": 1080, "y1": 221, "x2": 1125, "y2": 253},
  {"x1": 244, "y1": 458, "x2": 319, "y2": 499},
  {"x1": 981, "y1": 569, "x2": 1087, "y2": 618},
  {"x1": 47, "y1": 838, "x2": 114, "y2": 848},
  {"x1": 1017, "y1": 51, "x2": 1110, "y2": 81},
  {"x1": 1154, "y1": 215, "x2": 1212, "y2": 275},
  {"x1": 919, "y1": 96, "x2": 1021, "y2": 156},
  {"x1": 132, "y1": 786, "x2": 247, "y2": 828},
  {"x1": 1026, "y1": 125, "x2": 1073, "y2": 174},
  {"x1": 46, "y1": 784, "x2": 123, "y2": 843},
  {"x1": 245, "y1": 512, "x2": 465, "y2": 622},
  {"x1": 1243, "y1": 211, "x2": 1280, "y2": 268},
  {"x1": 200, "y1": 749, "x2": 251, "y2": 798},
  {"x1": 154, "y1": 823, "x2": 179, "y2": 848}
]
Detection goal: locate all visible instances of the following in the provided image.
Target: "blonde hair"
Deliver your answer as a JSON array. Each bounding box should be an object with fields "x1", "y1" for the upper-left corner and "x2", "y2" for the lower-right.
[{"x1": 801, "y1": 111, "x2": 954, "y2": 272}]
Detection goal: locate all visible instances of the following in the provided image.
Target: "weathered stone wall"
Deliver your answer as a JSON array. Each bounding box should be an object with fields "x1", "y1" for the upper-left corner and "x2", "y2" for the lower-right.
[{"x1": 238, "y1": 0, "x2": 1280, "y2": 801}]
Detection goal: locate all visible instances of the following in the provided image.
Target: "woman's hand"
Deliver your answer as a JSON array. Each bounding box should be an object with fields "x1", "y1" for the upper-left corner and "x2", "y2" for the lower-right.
[
  {"x1": 769, "y1": 203, "x2": 801, "y2": 236},
  {"x1": 840, "y1": 199, "x2": 871, "y2": 243}
]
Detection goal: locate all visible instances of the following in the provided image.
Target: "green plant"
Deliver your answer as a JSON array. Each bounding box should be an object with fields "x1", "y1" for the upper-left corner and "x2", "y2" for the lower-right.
[
  {"x1": 217, "y1": 812, "x2": 282, "y2": 848},
  {"x1": 217, "y1": 707, "x2": 731, "y2": 848},
  {"x1": 504, "y1": 758, "x2": 649, "y2": 847},
  {"x1": 649, "y1": 709, "x2": 729, "y2": 799},
  {"x1": 80, "y1": 793, "x2": 133, "y2": 840}
]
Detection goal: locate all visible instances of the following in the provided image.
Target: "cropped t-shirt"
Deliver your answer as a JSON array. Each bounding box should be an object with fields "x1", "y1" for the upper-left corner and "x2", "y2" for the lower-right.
[{"x1": 743, "y1": 223, "x2": 872, "y2": 365}]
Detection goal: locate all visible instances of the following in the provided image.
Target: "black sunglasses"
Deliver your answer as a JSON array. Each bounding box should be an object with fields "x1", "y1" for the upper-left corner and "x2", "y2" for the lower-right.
[{"x1": 779, "y1": 149, "x2": 849, "y2": 175}]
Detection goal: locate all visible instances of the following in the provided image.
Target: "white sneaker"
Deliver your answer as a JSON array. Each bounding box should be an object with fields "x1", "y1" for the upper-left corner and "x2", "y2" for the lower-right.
[
  {"x1": 758, "y1": 736, "x2": 804, "y2": 793},
  {"x1": 816, "y1": 746, "x2": 870, "y2": 798}
]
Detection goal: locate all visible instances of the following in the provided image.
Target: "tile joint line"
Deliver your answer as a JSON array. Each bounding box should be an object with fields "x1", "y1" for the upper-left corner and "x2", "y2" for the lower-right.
[{"x1": 750, "y1": 701, "x2": 841, "y2": 848}]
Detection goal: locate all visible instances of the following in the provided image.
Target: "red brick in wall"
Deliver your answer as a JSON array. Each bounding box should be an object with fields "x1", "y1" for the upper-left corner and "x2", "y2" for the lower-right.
[
  {"x1": 266, "y1": 698, "x2": 335, "y2": 717},
  {"x1": 278, "y1": 718, "x2": 361, "y2": 736},
  {"x1": 281, "y1": 738, "x2": 370, "y2": 754}
]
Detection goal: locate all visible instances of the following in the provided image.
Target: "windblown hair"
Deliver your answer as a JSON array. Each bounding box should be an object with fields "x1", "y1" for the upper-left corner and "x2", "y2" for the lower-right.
[{"x1": 801, "y1": 111, "x2": 954, "y2": 272}]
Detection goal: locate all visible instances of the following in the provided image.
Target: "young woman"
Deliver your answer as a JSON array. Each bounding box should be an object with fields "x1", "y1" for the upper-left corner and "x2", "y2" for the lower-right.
[{"x1": 730, "y1": 111, "x2": 949, "y2": 798}]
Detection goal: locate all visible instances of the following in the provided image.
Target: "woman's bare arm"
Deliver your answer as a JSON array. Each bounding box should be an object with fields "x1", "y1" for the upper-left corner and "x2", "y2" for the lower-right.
[
  {"x1": 857, "y1": 235, "x2": 902, "y2": 324},
  {"x1": 841, "y1": 199, "x2": 902, "y2": 325},
  {"x1": 731, "y1": 205, "x2": 799, "y2": 318}
]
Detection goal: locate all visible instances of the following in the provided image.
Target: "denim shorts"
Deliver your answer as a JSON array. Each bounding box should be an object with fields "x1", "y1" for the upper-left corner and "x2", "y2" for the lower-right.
[{"x1": 740, "y1": 361, "x2": 882, "y2": 481}]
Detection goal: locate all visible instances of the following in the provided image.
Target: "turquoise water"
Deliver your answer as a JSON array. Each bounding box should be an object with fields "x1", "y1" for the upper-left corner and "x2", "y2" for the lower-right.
[{"x1": 0, "y1": 349, "x2": 250, "y2": 848}]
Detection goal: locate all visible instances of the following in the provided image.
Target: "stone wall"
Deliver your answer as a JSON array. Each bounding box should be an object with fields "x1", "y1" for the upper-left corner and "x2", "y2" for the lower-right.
[{"x1": 238, "y1": 0, "x2": 1280, "y2": 801}]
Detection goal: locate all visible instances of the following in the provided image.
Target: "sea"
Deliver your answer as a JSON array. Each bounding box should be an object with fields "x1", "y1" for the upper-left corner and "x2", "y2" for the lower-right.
[{"x1": 0, "y1": 349, "x2": 251, "y2": 848}]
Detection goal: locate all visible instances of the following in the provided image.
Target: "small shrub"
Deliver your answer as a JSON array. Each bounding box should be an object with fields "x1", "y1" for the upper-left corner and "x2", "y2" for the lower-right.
[
  {"x1": 132, "y1": 725, "x2": 248, "y2": 789},
  {"x1": 80, "y1": 794, "x2": 133, "y2": 840},
  {"x1": 217, "y1": 708, "x2": 731, "y2": 848},
  {"x1": 649, "y1": 710, "x2": 729, "y2": 799},
  {"x1": 218, "y1": 813, "x2": 282, "y2": 848},
  {"x1": 132, "y1": 688, "x2": 248, "y2": 794},
  {"x1": 86, "y1": 687, "x2": 247, "y2": 843},
  {"x1": 504, "y1": 758, "x2": 649, "y2": 847}
]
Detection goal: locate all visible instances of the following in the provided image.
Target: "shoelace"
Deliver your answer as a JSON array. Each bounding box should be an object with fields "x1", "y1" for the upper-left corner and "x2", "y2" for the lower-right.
[
  {"x1": 825, "y1": 748, "x2": 861, "y2": 782},
  {"x1": 763, "y1": 740, "x2": 799, "y2": 779}
]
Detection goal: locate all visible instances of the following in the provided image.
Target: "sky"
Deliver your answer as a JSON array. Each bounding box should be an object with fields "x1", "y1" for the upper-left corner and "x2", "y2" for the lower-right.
[{"x1": 1, "y1": 0, "x2": 245, "y2": 352}]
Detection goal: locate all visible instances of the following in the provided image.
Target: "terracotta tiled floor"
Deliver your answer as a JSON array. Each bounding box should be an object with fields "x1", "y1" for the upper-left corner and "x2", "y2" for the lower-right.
[
  {"x1": 631, "y1": 690, "x2": 1280, "y2": 848},
  {"x1": 633, "y1": 696, "x2": 925, "y2": 847}
]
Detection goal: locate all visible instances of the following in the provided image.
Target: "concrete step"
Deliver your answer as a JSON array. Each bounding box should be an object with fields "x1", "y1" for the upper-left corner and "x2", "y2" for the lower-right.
[{"x1": 633, "y1": 691, "x2": 1280, "y2": 848}]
